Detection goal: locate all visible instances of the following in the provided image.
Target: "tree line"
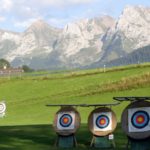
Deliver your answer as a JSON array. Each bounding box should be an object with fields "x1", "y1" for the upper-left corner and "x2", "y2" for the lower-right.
[{"x1": 0, "y1": 59, "x2": 33, "y2": 72}]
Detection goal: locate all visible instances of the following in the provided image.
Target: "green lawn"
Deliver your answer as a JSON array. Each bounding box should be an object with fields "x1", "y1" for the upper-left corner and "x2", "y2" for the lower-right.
[
  {"x1": 0, "y1": 124, "x2": 127, "y2": 150},
  {"x1": 0, "y1": 64, "x2": 149, "y2": 149},
  {"x1": 0, "y1": 64, "x2": 150, "y2": 125}
]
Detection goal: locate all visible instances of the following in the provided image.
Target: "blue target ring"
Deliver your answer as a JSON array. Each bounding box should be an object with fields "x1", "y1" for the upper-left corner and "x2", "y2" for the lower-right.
[
  {"x1": 96, "y1": 115, "x2": 110, "y2": 129},
  {"x1": 131, "y1": 110, "x2": 149, "y2": 129},
  {"x1": 59, "y1": 114, "x2": 73, "y2": 127}
]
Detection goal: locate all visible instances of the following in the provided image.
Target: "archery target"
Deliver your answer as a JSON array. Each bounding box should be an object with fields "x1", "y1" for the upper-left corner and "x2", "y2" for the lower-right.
[
  {"x1": 128, "y1": 107, "x2": 150, "y2": 132},
  {"x1": 93, "y1": 112, "x2": 112, "y2": 131},
  {"x1": 0, "y1": 102, "x2": 6, "y2": 114},
  {"x1": 88, "y1": 107, "x2": 117, "y2": 136},
  {"x1": 57, "y1": 112, "x2": 75, "y2": 130},
  {"x1": 121, "y1": 100, "x2": 150, "y2": 140},
  {"x1": 53, "y1": 106, "x2": 81, "y2": 136}
]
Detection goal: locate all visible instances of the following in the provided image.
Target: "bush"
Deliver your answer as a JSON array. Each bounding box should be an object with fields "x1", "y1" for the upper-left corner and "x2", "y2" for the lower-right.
[{"x1": 22, "y1": 65, "x2": 34, "y2": 72}]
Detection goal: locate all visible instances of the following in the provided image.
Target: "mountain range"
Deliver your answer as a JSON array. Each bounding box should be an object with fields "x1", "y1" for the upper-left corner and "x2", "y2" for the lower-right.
[{"x1": 0, "y1": 5, "x2": 150, "y2": 69}]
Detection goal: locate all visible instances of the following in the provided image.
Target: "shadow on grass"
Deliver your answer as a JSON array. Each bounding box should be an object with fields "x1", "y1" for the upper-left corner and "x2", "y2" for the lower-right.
[{"x1": 0, "y1": 124, "x2": 127, "y2": 150}]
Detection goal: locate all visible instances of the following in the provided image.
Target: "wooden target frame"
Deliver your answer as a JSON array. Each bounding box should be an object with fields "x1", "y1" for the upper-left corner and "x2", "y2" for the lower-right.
[
  {"x1": 88, "y1": 107, "x2": 117, "y2": 136},
  {"x1": 53, "y1": 106, "x2": 81, "y2": 136},
  {"x1": 121, "y1": 100, "x2": 150, "y2": 140}
]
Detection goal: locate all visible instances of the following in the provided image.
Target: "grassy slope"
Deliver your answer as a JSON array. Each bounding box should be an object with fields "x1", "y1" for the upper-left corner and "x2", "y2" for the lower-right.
[
  {"x1": 0, "y1": 64, "x2": 150, "y2": 149},
  {"x1": 0, "y1": 64, "x2": 150, "y2": 125}
]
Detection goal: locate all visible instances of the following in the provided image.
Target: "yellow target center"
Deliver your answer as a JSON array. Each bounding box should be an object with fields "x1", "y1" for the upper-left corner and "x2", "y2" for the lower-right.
[
  {"x1": 137, "y1": 117, "x2": 144, "y2": 123},
  {"x1": 100, "y1": 119, "x2": 105, "y2": 125}
]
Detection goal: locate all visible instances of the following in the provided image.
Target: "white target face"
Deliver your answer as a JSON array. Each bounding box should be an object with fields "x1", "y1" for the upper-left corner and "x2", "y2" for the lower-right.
[
  {"x1": 93, "y1": 112, "x2": 112, "y2": 131},
  {"x1": 128, "y1": 107, "x2": 150, "y2": 132},
  {"x1": 0, "y1": 102, "x2": 6, "y2": 114},
  {"x1": 57, "y1": 112, "x2": 75, "y2": 130}
]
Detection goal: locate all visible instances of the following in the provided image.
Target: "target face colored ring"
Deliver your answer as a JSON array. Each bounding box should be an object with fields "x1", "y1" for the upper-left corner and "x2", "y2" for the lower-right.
[
  {"x1": 131, "y1": 110, "x2": 149, "y2": 129},
  {"x1": 96, "y1": 115, "x2": 110, "y2": 129},
  {"x1": 59, "y1": 114, "x2": 73, "y2": 127},
  {"x1": 0, "y1": 103, "x2": 6, "y2": 114}
]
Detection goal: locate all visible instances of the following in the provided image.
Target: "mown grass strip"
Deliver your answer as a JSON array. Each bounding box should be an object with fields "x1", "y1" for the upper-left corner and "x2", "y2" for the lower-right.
[
  {"x1": 80, "y1": 72, "x2": 150, "y2": 96},
  {"x1": 50, "y1": 72, "x2": 150, "y2": 98},
  {"x1": 7, "y1": 63, "x2": 150, "y2": 81},
  {"x1": 40, "y1": 63, "x2": 150, "y2": 80}
]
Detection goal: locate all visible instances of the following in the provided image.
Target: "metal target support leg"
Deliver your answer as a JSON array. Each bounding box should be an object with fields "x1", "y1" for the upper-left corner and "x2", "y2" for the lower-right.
[
  {"x1": 90, "y1": 135, "x2": 115, "y2": 149},
  {"x1": 127, "y1": 137, "x2": 150, "y2": 150},
  {"x1": 56, "y1": 134, "x2": 77, "y2": 148}
]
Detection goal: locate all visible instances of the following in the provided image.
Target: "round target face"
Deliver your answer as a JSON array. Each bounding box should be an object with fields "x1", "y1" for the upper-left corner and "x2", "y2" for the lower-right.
[
  {"x1": 96, "y1": 115, "x2": 110, "y2": 129},
  {"x1": 0, "y1": 103, "x2": 6, "y2": 114},
  {"x1": 131, "y1": 111, "x2": 149, "y2": 129},
  {"x1": 59, "y1": 114, "x2": 73, "y2": 127}
]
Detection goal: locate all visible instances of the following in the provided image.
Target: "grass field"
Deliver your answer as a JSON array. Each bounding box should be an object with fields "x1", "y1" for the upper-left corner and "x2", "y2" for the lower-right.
[
  {"x1": 0, "y1": 63, "x2": 150, "y2": 149},
  {"x1": 0, "y1": 124, "x2": 127, "y2": 150}
]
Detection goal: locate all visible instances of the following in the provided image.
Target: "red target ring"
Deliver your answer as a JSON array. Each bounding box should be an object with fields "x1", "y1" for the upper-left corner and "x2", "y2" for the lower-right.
[
  {"x1": 99, "y1": 118, "x2": 106, "y2": 125},
  {"x1": 63, "y1": 117, "x2": 69, "y2": 124},
  {"x1": 136, "y1": 115, "x2": 144, "y2": 124}
]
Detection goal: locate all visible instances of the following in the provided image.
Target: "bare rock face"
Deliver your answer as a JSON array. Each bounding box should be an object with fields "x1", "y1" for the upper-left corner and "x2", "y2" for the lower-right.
[
  {"x1": 0, "y1": 6, "x2": 150, "y2": 69},
  {"x1": 54, "y1": 16, "x2": 115, "y2": 68},
  {"x1": 101, "y1": 6, "x2": 150, "y2": 63},
  {"x1": 117, "y1": 6, "x2": 150, "y2": 47},
  {"x1": 0, "y1": 17, "x2": 114, "y2": 69},
  {"x1": 5, "y1": 20, "x2": 62, "y2": 67}
]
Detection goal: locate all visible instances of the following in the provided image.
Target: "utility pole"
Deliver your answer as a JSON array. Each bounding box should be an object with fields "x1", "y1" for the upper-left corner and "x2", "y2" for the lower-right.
[{"x1": 103, "y1": 64, "x2": 106, "y2": 73}]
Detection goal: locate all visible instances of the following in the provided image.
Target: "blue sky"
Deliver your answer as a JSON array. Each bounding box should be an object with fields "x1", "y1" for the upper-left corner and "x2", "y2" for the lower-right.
[{"x1": 0, "y1": 0, "x2": 149, "y2": 32}]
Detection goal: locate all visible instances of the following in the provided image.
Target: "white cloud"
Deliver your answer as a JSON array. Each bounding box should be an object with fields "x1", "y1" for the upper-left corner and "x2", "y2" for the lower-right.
[
  {"x1": 0, "y1": 0, "x2": 101, "y2": 31},
  {"x1": 14, "y1": 18, "x2": 42, "y2": 28},
  {"x1": 48, "y1": 17, "x2": 71, "y2": 27},
  {"x1": 13, "y1": 6, "x2": 40, "y2": 20},
  {"x1": 66, "y1": 0, "x2": 93, "y2": 4},
  {"x1": 0, "y1": 16, "x2": 6, "y2": 22},
  {"x1": 26, "y1": 0, "x2": 96, "y2": 8},
  {"x1": 1, "y1": 0, "x2": 13, "y2": 12},
  {"x1": 0, "y1": 0, "x2": 98, "y2": 20}
]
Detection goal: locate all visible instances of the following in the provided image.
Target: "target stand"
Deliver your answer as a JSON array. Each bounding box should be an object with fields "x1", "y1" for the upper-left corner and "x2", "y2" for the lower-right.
[
  {"x1": 88, "y1": 107, "x2": 117, "y2": 149},
  {"x1": 55, "y1": 134, "x2": 77, "y2": 148},
  {"x1": 52, "y1": 106, "x2": 80, "y2": 148},
  {"x1": 114, "y1": 97, "x2": 150, "y2": 150}
]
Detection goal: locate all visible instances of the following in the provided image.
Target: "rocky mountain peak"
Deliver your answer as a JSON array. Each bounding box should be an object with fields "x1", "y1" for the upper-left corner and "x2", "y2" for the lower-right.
[
  {"x1": 63, "y1": 16, "x2": 115, "y2": 37},
  {"x1": 54, "y1": 15, "x2": 115, "y2": 67},
  {"x1": 115, "y1": 5, "x2": 150, "y2": 48},
  {"x1": 26, "y1": 19, "x2": 61, "y2": 34},
  {"x1": 99, "y1": 5, "x2": 150, "y2": 64},
  {"x1": 0, "y1": 6, "x2": 149, "y2": 69},
  {"x1": 116, "y1": 5, "x2": 150, "y2": 30}
]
